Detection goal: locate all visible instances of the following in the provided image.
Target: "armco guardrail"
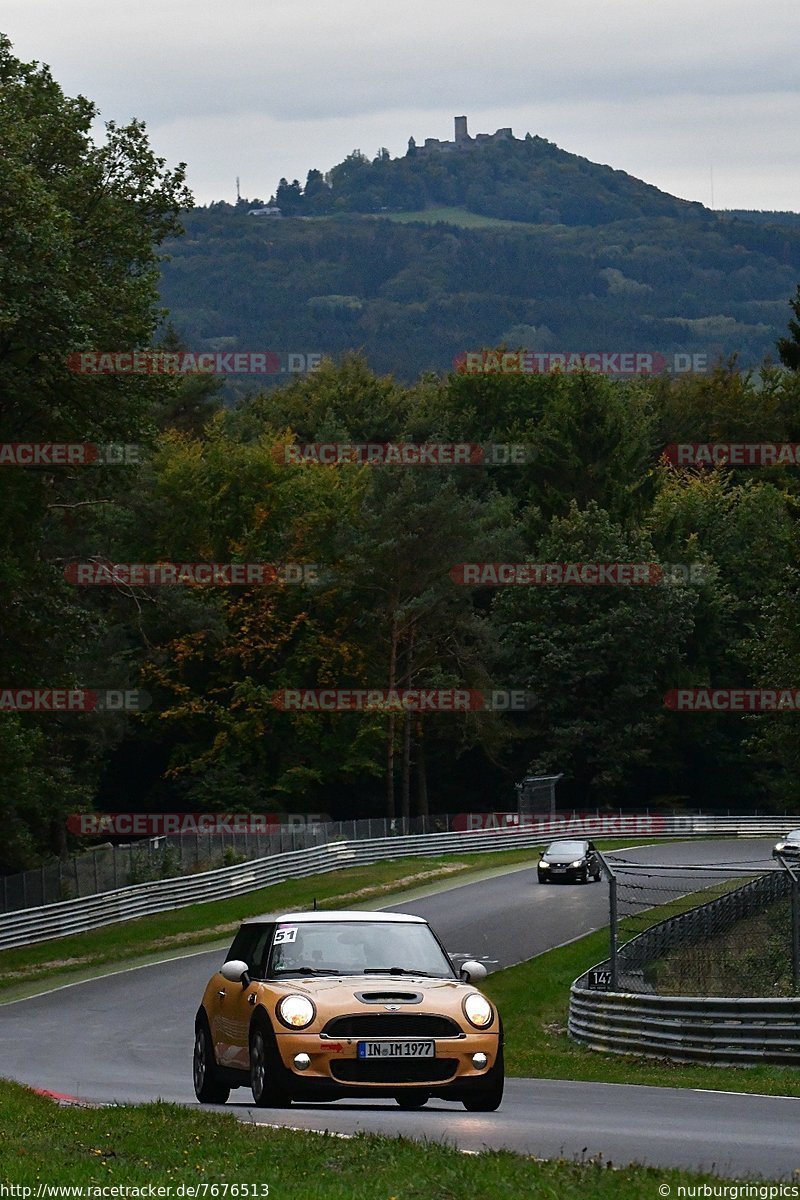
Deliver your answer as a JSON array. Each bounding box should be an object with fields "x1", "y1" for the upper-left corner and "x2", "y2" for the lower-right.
[
  {"x1": 568, "y1": 990, "x2": 800, "y2": 1065},
  {"x1": 4, "y1": 810, "x2": 798, "y2": 914},
  {"x1": 1, "y1": 813, "x2": 795, "y2": 951}
]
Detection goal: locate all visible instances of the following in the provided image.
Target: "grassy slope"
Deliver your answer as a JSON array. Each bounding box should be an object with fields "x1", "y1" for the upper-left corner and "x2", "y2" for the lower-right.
[
  {"x1": 0, "y1": 1079, "x2": 739, "y2": 1192},
  {"x1": 372, "y1": 206, "x2": 547, "y2": 231}
]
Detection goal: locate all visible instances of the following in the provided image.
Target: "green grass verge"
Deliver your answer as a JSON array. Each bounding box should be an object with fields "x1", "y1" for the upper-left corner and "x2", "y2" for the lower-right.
[
  {"x1": 483, "y1": 882, "x2": 800, "y2": 1097},
  {"x1": 0, "y1": 1078, "x2": 738, "y2": 1191}
]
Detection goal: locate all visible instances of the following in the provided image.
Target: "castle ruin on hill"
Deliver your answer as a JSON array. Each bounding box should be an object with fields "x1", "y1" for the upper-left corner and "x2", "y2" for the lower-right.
[{"x1": 409, "y1": 116, "x2": 514, "y2": 156}]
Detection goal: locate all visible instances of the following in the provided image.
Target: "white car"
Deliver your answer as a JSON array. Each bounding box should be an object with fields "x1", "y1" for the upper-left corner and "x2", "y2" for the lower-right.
[{"x1": 773, "y1": 830, "x2": 800, "y2": 860}]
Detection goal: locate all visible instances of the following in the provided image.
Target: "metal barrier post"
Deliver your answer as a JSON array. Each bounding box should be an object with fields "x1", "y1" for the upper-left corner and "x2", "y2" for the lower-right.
[
  {"x1": 777, "y1": 855, "x2": 799, "y2": 992},
  {"x1": 597, "y1": 850, "x2": 618, "y2": 990},
  {"x1": 609, "y1": 875, "x2": 619, "y2": 990}
]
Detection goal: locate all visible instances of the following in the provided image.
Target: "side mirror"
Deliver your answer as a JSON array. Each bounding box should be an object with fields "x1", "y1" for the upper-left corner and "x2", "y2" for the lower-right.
[
  {"x1": 220, "y1": 959, "x2": 251, "y2": 985},
  {"x1": 460, "y1": 959, "x2": 487, "y2": 983}
]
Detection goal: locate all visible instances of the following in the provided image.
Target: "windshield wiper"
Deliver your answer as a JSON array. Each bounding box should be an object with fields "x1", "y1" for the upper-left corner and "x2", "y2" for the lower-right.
[
  {"x1": 271, "y1": 967, "x2": 339, "y2": 976},
  {"x1": 362, "y1": 967, "x2": 437, "y2": 976}
]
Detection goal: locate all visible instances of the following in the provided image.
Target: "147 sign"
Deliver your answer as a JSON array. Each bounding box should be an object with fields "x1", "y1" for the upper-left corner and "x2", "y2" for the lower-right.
[{"x1": 587, "y1": 969, "x2": 612, "y2": 990}]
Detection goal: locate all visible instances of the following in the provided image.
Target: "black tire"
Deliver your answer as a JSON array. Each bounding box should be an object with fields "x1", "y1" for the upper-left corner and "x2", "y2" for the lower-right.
[
  {"x1": 462, "y1": 1042, "x2": 504, "y2": 1112},
  {"x1": 581, "y1": 870, "x2": 591, "y2": 884},
  {"x1": 249, "y1": 1019, "x2": 292, "y2": 1108},
  {"x1": 538, "y1": 874, "x2": 547, "y2": 884},
  {"x1": 395, "y1": 1089, "x2": 429, "y2": 1110},
  {"x1": 193, "y1": 1014, "x2": 230, "y2": 1105}
]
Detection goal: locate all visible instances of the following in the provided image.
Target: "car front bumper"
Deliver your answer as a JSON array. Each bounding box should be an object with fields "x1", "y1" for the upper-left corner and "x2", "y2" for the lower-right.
[
  {"x1": 539, "y1": 866, "x2": 587, "y2": 881},
  {"x1": 273, "y1": 1029, "x2": 501, "y2": 1094}
]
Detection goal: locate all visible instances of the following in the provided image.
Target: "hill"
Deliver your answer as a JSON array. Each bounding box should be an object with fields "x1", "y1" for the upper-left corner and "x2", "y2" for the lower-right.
[
  {"x1": 269, "y1": 125, "x2": 708, "y2": 227},
  {"x1": 158, "y1": 134, "x2": 800, "y2": 383}
]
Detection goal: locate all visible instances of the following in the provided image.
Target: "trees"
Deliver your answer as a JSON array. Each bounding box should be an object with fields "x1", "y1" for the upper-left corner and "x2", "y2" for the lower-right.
[
  {"x1": 0, "y1": 34, "x2": 191, "y2": 861},
  {"x1": 275, "y1": 178, "x2": 303, "y2": 215},
  {"x1": 491, "y1": 502, "x2": 695, "y2": 796},
  {"x1": 335, "y1": 468, "x2": 517, "y2": 818},
  {"x1": 777, "y1": 284, "x2": 800, "y2": 370}
]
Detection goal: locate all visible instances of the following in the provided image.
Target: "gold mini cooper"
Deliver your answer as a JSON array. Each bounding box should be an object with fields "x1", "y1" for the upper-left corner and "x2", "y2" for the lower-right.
[{"x1": 193, "y1": 910, "x2": 503, "y2": 1111}]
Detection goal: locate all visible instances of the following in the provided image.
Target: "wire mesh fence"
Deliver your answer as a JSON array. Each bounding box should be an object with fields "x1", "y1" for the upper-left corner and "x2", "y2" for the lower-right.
[
  {"x1": 0, "y1": 815, "x2": 456, "y2": 914},
  {"x1": 592, "y1": 849, "x2": 800, "y2": 996}
]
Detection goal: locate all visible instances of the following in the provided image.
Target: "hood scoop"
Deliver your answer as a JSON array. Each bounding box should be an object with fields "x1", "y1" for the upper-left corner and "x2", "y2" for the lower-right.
[{"x1": 355, "y1": 990, "x2": 423, "y2": 1005}]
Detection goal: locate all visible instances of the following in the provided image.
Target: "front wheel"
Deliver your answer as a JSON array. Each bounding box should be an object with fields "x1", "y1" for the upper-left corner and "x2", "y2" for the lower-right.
[
  {"x1": 193, "y1": 1017, "x2": 230, "y2": 1105},
  {"x1": 462, "y1": 1044, "x2": 504, "y2": 1112},
  {"x1": 250, "y1": 1022, "x2": 291, "y2": 1108}
]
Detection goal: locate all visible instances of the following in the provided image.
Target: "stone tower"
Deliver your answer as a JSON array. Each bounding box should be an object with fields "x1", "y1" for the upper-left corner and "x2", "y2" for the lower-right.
[{"x1": 454, "y1": 115, "x2": 469, "y2": 144}]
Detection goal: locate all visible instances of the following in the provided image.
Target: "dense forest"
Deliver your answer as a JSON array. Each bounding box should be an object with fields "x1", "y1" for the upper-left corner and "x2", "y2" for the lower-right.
[
  {"x1": 160, "y1": 188, "x2": 800, "y2": 382},
  {"x1": 4, "y1": 34, "x2": 800, "y2": 874}
]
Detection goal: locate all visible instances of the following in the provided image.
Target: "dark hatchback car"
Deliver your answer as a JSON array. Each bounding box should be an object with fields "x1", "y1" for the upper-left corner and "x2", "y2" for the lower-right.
[{"x1": 537, "y1": 839, "x2": 601, "y2": 884}]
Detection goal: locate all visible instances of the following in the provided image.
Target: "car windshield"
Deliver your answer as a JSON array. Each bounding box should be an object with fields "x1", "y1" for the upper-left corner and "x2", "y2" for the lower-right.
[
  {"x1": 265, "y1": 920, "x2": 456, "y2": 978},
  {"x1": 545, "y1": 841, "x2": 586, "y2": 857},
  {"x1": 784, "y1": 831, "x2": 800, "y2": 842}
]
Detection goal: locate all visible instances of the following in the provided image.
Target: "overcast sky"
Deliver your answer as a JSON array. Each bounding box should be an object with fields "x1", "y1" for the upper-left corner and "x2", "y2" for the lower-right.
[{"x1": 4, "y1": 0, "x2": 799, "y2": 211}]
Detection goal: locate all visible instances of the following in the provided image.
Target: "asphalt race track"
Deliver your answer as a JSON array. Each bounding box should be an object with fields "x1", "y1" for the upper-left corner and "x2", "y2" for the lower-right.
[{"x1": 2, "y1": 837, "x2": 798, "y2": 1178}]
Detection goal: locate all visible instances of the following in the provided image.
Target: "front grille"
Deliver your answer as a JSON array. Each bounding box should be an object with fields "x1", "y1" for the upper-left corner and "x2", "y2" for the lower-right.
[
  {"x1": 323, "y1": 1014, "x2": 461, "y2": 1038},
  {"x1": 331, "y1": 1058, "x2": 458, "y2": 1084}
]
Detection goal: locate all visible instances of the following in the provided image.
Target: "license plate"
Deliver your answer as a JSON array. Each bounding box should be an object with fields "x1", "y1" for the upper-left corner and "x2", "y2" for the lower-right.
[
  {"x1": 357, "y1": 1040, "x2": 435, "y2": 1059},
  {"x1": 552, "y1": 866, "x2": 566, "y2": 873}
]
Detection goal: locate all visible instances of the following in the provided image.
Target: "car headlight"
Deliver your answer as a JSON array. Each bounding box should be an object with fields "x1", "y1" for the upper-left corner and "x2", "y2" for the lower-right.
[
  {"x1": 463, "y1": 993, "x2": 493, "y2": 1028},
  {"x1": 276, "y1": 994, "x2": 316, "y2": 1029},
  {"x1": 570, "y1": 860, "x2": 583, "y2": 868},
  {"x1": 539, "y1": 860, "x2": 550, "y2": 868}
]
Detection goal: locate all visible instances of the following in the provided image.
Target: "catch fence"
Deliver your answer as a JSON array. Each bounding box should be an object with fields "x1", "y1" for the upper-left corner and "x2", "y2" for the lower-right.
[{"x1": 569, "y1": 850, "x2": 800, "y2": 1063}]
